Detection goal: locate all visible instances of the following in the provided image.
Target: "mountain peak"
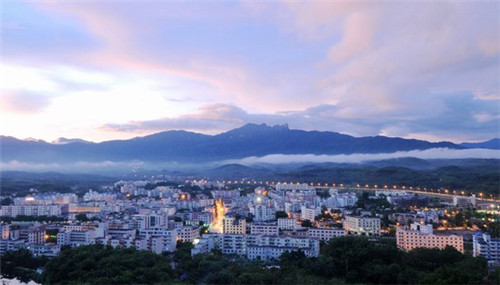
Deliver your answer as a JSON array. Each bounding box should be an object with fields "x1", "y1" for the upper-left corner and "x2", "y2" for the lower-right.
[
  {"x1": 52, "y1": 137, "x2": 92, "y2": 144},
  {"x1": 234, "y1": 123, "x2": 289, "y2": 131}
]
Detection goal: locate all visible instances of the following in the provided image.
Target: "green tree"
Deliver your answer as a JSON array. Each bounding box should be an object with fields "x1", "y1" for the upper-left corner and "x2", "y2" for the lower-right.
[
  {"x1": 1, "y1": 197, "x2": 13, "y2": 205},
  {"x1": 1, "y1": 249, "x2": 48, "y2": 283},
  {"x1": 41, "y1": 245, "x2": 174, "y2": 284},
  {"x1": 275, "y1": 211, "x2": 288, "y2": 219},
  {"x1": 75, "y1": 213, "x2": 89, "y2": 222},
  {"x1": 301, "y1": 220, "x2": 313, "y2": 228}
]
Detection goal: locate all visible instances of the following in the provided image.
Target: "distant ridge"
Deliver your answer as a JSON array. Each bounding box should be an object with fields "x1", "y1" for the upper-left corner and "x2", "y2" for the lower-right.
[
  {"x1": 460, "y1": 138, "x2": 500, "y2": 150},
  {"x1": 0, "y1": 123, "x2": 463, "y2": 163}
]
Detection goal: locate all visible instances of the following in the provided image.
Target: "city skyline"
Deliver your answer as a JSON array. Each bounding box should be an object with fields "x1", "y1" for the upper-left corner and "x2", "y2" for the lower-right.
[{"x1": 2, "y1": 1, "x2": 499, "y2": 143}]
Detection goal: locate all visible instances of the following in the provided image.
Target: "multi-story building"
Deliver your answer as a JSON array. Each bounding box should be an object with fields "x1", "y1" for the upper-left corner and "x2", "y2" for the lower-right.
[
  {"x1": 276, "y1": 183, "x2": 314, "y2": 191},
  {"x1": 191, "y1": 233, "x2": 320, "y2": 261},
  {"x1": 131, "y1": 214, "x2": 166, "y2": 229},
  {"x1": 223, "y1": 216, "x2": 246, "y2": 234},
  {"x1": 221, "y1": 234, "x2": 247, "y2": 255},
  {"x1": 246, "y1": 236, "x2": 320, "y2": 261},
  {"x1": 278, "y1": 218, "x2": 297, "y2": 230},
  {"x1": 179, "y1": 226, "x2": 200, "y2": 242},
  {"x1": 57, "y1": 230, "x2": 95, "y2": 247},
  {"x1": 191, "y1": 233, "x2": 220, "y2": 256},
  {"x1": 453, "y1": 195, "x2": 476, "y2": 207},
  {"x1": 26, "y1": 244, "x2": 61, "y2": 257},
  {"x1": 343, "y1": 216, "x2": 381, "y2": 236},
  {"x1": 473, "y1": 233, "x2": 500, "y2": 266},
  {"x1": 396, "y1": 223, "x2": 464, "y2": 252},
  {"x1": 1, "y1": 224, "x2": 10, "y2": 239},
  {"x1": 327, "y1": 190, "x2": 358, "y2": 208},
  {"x1": 0, "y1": 205, "x2": 66, "y2": 217},
  {"x1": 301, "y1": 206, "x2": 320, "y2": 221},
  {"x1": 0, "y1": 239, "x2": 26, "y2": 254},
  {"x1": 250, "y1": 223, "x2": 279, "y2": 236},
  {"x1": 250, "y1": 205, "x2": 276, "y2": 222},
  {"x1": 307, "y1": 228, "x2": 346, "y2": 241},
  {"x1": 52, "y1": 194, "x2": 78, "y2": 205},
  {"x1": 138, "y1": 228, "x2": 177, "y2": 252},
  {"x1": 19, "y1": 226, "x2": 46, "y2": 244}
]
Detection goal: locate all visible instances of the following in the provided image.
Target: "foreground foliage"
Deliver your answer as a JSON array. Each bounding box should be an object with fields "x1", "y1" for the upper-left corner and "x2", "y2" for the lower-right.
[
  {"x1": 2, "y1": 237, "x2": 498, "y2": 284},
  {"x1": 42, "y1": 245, "x2": 174, "y2": 284}
]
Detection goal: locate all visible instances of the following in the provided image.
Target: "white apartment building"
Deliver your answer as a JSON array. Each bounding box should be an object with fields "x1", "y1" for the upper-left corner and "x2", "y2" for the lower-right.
[
  {"x1": 307, "y1": 228, "x2": 346, "y2": 241},
  {"x1": 179, "y1": 226, "x2": 200, "y2": 242},
  {"x1": 473, "y1": 233, "x2": 500, "y2": 266},
  {"x1": 284, "y1": 202, "x2": 301, "y2": 213},
  {"x1": 343, "y1": 216, "x2": 381, "y2": 236},
  {"x1": 57, "y1": 230, "x2": 95, "y2": 247},
  {"x1": 278, "y1": 218, "x2": 297, "y2": 230},
  {"x1": 250, "y1": 223, "x2": 279, "y2": 236},
  {"x1": 134, "y1": 238, "x2": 149, "y2": 251},
  {"x1": 138, "y1": 228, "x2": 177, "y2": 252},
  {"x1": 275, "y1": 183, "x2": 313, "y2": 191},
  {"x1": 83, "y1": 190, "x2": 116, "y2": 202},
  {"x1": 223, "y1": 216, "x2": 246, "y2": 234},
  {"x1": 453, "y1": 195, "x2": 476, "y2": 207},
  {"x1": 0, "y1": 205, "x2": 65, "y2": 217},
  {"x1": 0, "y1": 239, "x2": 26, "y2": 254},
  {"x1": 250, "y1": 205, "x2": 276, "y2": 222},
  {"x1": 247, "y1": 235, "x2": 320, "y2": 260},
  {"x1": 221, "y1": 234, "x2": 247, "y2": 255},
  {"x1": 131, "y1": 214, "x2": 166, "y2": 229},
  {"x1": 327, "y1": 190, "x2": 358, "y2": 208},
  {"x1": 27, "y1": 244, "x2": 61, "y2": 257},
  {"x1": 301, "y1": 206, "x2": 320, "y2": 221},
  {"x1": 191, "y1": 233, "x2": 320, "y2": 261}
]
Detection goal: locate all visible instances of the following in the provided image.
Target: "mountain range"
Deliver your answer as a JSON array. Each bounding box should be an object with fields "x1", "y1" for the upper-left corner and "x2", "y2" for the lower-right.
[
  {"x1": 459, "y1": 138, "x2": 500, "y2": 150},
  {"x1": 3, "y1": 123, "x2": 492, "y2": 165}
]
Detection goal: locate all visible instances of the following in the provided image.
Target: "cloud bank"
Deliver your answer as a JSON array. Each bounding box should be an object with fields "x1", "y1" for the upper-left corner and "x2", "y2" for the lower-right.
[{"x1": 224, "y1": 148, "x2": 500, "y2": 165}]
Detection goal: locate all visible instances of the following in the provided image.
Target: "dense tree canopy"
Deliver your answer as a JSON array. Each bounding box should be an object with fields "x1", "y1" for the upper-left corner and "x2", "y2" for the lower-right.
[
  {"x1": 2, "y1": 237, "x2": 496, "y2": 284},
  {"x1": 41, "y1": 245, "x2": 174, "y2": 284}
]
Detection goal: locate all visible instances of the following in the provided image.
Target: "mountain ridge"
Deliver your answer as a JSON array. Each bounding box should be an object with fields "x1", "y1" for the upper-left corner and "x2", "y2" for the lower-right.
[{"x1": 0, "y1": 123, "x2": 467, "y2": 164}]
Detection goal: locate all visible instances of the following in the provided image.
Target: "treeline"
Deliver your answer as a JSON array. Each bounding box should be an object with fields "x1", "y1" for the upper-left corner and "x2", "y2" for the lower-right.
[
  {"x1": 0, "y1": 171, "x2": 116, "y2": 196},
  {"x1": 3, "y1": 237, "x2": 499, "y2": 284},
  {"x1": 0, "y1": 215, "x2": 67, "y2": 223}
]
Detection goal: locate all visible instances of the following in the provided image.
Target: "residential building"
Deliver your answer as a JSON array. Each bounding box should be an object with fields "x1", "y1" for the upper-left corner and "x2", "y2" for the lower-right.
[
  {"x1": 223, "y1": 216, "x2": 246, "y2": 234},
  {"x1": 250, "y1": 204, "x2": 276, "y2": 222},
  {"x1": 179, "y1": 226, "x2": 200, "y2": 242},
  {"x1": 301, "y1": 206, "x2": 320, "y2": 221},
  {"x1": 453, "y1": 195, "x2": 476, "y2": 207},
  {"x1": 472, "y1": 233, "x2": 500, "y2": 266},
  {"x1": 278, "y1": 218, "x2": 297, "y2": 230},
  {"x1": 1, "y1": 224, "x2": 10, "y2": 239},
  {"x1": 57, "y1": 230, "x2": 95, "y2": 247},
  {"x1": 0, "y1": 205, "x2": 66, "y2": 217},
  {"x1": 396, "y1": 223, "x2": 464, "y2": 252},
  {"x1": 250, "y1": 223, "x2": 279, "y2": 236},
  {"x1": 307, "y1": 228, "x2": 346, "y2": 241},
  {"x1": 138, "y1": 228, "x2": 177, "y2": 252},
  {"x1": 344, "y1": 216, "x2": 381, "y2": 236}
]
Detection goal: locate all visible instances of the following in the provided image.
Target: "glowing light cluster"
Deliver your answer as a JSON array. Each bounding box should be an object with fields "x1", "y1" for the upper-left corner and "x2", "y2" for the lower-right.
[{"x1": 210, "y1": 199, "x2": 226, "y2": 233}]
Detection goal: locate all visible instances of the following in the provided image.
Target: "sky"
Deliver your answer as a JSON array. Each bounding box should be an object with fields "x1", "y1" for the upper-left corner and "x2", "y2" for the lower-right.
[{"x1": 1, "y1": 1, "x2": 499, "y2": 143}]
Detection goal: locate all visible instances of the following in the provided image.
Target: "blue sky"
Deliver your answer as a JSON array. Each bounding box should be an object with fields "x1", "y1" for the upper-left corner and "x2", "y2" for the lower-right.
[{"x1": 1, "y1": 1, "x2": 499, "y2": 143}]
